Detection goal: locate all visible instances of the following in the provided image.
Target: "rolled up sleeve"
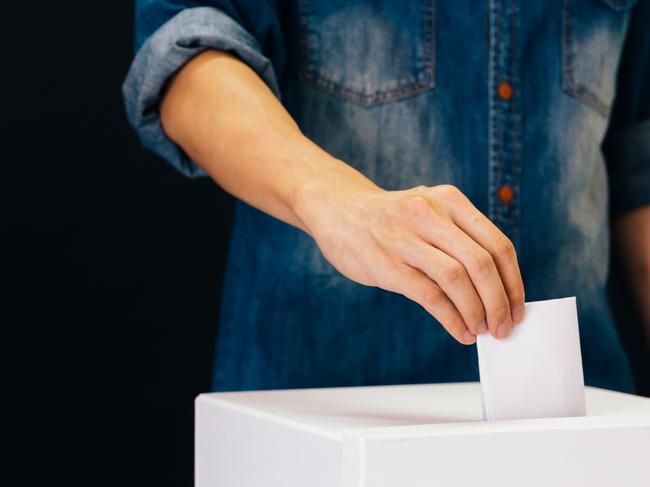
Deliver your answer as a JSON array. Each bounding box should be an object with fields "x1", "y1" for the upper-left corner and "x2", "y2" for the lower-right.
[
  {"x1": 122, "y1": 5, "x2": 281, "y2": 177},
  {"x1": 603, "y1": 2, "x2": 650, "y2": 215}
]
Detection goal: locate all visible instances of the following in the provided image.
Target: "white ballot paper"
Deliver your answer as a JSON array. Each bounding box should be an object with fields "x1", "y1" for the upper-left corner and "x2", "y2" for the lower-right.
[{"x1": 477, "y1": 296, "x2": 586, "y2": 421}]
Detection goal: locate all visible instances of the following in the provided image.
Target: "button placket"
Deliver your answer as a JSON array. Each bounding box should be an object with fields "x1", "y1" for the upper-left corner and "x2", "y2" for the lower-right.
[{"x1": 488, "y1": 0, "x2": 522, "y2": 252}]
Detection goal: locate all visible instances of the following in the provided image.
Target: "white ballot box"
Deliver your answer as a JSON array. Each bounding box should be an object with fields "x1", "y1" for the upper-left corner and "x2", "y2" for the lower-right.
[{"x1": 195, "y1": 382, "x2": 650, "y2": 487}]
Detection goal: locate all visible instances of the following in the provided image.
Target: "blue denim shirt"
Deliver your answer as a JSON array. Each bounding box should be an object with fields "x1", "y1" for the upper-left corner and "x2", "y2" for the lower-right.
[{"x1": 124, "y1": 1, "x2": 650, "y2": 393}]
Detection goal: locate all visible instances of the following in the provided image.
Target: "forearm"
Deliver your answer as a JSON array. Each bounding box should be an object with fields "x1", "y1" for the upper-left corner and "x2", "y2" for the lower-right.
[
  {"x1": 615, "y1": 205, "x2": 650, "y2": 345},
  {"x1": 160, "y1": 50, "x2": 377, "y2": 233},
  {"x1": 158, "y1": 49, "x2": 525, "y2": 344}
]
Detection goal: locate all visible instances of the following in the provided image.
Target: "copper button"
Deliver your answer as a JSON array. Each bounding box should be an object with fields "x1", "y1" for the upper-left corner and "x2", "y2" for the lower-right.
[
  {"x1": 497, "y1": 185, "x2": 514, "y2": 204},
  {"x1": 498, "y1": 81, "x2": 513, "y2": 101}
]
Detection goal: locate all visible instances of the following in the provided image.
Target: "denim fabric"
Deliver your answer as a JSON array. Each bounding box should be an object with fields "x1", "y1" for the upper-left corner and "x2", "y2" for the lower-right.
[{"x1": 124, "y1": 1, "x2": 650, "y2": 393}]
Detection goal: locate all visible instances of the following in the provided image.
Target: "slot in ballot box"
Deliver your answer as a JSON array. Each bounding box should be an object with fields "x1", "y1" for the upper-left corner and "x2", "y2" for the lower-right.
[{"x1": 195, "y1": 382, "x2": 650, "y2": 487}]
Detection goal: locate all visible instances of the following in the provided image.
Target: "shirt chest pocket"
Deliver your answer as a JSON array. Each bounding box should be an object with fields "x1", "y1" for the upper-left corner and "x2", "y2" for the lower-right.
[
  {"x1": 298, "y1": 0, "x2": 436, "y2": 106},
  {"x1": 562, "y1": 0, "x2": 637, "y2": 117}
]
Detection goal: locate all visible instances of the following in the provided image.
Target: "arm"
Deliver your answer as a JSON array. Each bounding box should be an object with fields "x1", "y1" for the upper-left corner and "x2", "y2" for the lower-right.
[
  {"x1": 614, "y1": 206, "x2": 650, "y2": 347},
  {"x1": 160, "y1": 51, "x2": 525, "y2": 345},
  {"x1": 603, "y1": 3, "x2": 650, "y2": 348}
]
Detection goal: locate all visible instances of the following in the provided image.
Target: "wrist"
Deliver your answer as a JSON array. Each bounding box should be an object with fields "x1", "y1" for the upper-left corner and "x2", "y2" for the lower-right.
[{"x1": 291, "y1": 155, "x2": 381, "y2": 236}]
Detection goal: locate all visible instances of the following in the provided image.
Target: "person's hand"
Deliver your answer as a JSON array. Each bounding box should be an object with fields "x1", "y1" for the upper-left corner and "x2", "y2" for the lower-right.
[
  {"x1": 296, "y1": 182, "x2": 525, "y2": 345},
  {"x1": 159, "y1": 51, "x2": 524, "y2": 345}
]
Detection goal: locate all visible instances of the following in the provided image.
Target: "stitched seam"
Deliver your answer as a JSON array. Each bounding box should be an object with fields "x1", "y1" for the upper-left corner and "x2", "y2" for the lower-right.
[
  {"x1": 488, "y1": 0, "x2": 500, "y2": 223},
  {"x1": 495, "y1": 0, "x2": 503, "y2": 225},
  {"x1": 510, "y1": 0, "x2": 522, "y2": 252},
  {"x1": 562, "y1": 0, "x2": 610, "y2": 117}
]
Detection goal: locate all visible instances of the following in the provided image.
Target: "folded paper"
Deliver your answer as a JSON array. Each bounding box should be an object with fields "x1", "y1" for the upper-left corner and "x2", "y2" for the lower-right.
[{"x1": 477, "y1": 296, "x2": 586, "y2": 421}]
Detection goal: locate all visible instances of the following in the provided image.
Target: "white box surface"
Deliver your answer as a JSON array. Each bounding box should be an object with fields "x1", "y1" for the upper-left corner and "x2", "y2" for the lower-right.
[{"x1": 195, "y1": 382, "x2": 650, "y2": 487}]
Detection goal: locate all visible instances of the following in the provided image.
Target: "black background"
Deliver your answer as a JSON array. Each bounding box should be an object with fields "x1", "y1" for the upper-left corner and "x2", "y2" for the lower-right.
[
  {"x1": 5, "y1": 3, "x2": 232, "y2": 485},
  {"x1": 3, "y1": 2, "x2": 648, "y2": 486}
]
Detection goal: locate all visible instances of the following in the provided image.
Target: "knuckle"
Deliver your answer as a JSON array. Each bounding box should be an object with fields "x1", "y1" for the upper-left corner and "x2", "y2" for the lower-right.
[
  {"x1": 380, "y1": 267, "x2": 408, "y2": 292},
  {"x1": 401, "y1": 195, "x2": 432, "y2": 220},
  {"x1": 374, "y1": 275, "x2": 393, "y2": 292},
  {"x1": 495, "y1": 237, "x2": 516, "y2": 258},
  {"x1": 490, "y1": 302, "x2": 511, "y2": 322},
  {"x1": 510, "y1": 286, "x2": 526, "y2": 304},
  {"x1": 369, "y1": 266, "x2": 394, "y2": 290},
  {"x1": 467, "y1": 250, "x2": 494, "y2": 276},
  {"x1": 469, "y1": 212, "x2": 486, "y2": 228},
  {"x1": 440, "y1": 261, "x2": 467, "y2": 285},
  {"x1": 435, "y1": 184, "x2": 463, "y2": 201},
  {"x1": 420, "y1": 286, "x2": 446, "y2": 310}
]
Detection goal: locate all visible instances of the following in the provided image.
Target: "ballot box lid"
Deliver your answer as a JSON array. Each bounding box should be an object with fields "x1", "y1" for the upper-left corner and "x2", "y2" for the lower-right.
[{"x1": 196, "y1": 382, "x2": 650, "y2": 440}]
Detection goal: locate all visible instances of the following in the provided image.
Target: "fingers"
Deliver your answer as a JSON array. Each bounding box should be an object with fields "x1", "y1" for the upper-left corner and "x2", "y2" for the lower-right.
[
  {"x1": 390, "y1": 264, "x2": 477, "y2": 345},
  {"x1": 439, "y1": 227, "x2": 513, "y2": 338},
  {"x1": 436, "y1": 186, "x2": 526, "y2": 323},
  {"x1": 356, "y1": 186, "x2": 524, "y2": 344},
  {"x1": 405, "y1": 195, "x2": 513, "y2": 338},
  {"x1": 399, "y1": 239, "x2": 487, "y2": 336}
]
